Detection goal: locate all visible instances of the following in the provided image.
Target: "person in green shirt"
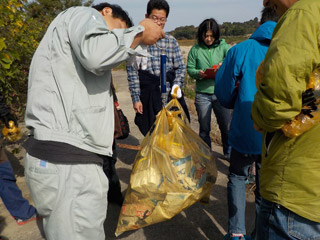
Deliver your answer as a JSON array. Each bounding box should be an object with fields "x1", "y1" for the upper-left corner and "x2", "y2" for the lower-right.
[{"x1": 187, "y1": 18, "x2": 231, "y2": 157}]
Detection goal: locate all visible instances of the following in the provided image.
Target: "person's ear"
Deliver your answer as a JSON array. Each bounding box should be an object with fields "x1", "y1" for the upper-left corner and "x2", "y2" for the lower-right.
[{"x1": 102, "y1": 7, "x2": 112, "y2": 16}]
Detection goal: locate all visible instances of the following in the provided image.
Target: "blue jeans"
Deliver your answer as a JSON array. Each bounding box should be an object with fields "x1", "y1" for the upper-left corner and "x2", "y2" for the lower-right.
[
  {"x1": 256, "y1": 198, "x2": 320, "y2": 240},
  {"x1": 227, "y1": 148, "x2": 261, "y2": 236},
  {"x1": 195, "y1": 93, "x2": 231, "y2": 154},
  {"x1": 0, "y1": 160, "x2": 36, "y2": 220}
]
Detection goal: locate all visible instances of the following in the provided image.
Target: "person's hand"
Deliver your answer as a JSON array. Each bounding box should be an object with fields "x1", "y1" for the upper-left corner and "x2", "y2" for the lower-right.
[
  {"x1": 133, "y1": 101, "x2": 143, "y2": 114},
  {"x1": 138, "y1": 19, "x2": 165, "y2": 45},
  {"x1": 198, "y1": 70, "x2": 207, "y2": 79},
  {"x1": 301, "y1": 88, "x2": 318, "y2": 118},
  {"x1": 302, "y1": 88, "x2": 316, "y2": 106},
  {"x1": 170, "y1": 84, "x2": 182, "y2": 99}
]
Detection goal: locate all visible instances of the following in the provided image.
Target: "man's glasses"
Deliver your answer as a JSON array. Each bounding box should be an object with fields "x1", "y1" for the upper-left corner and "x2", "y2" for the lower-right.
[{"x1": 151, "y1": 15, "x2": 167, "y2": 24}]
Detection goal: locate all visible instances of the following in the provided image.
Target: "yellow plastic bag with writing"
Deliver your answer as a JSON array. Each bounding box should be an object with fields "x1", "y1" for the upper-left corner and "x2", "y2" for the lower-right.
[{"x1": 115, "y1": 98, "x2": 217, "y2": 236}]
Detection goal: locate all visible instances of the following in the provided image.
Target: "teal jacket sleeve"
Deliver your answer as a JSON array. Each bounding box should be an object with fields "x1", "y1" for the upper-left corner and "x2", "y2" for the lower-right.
[{"x1": 215, "y1": 46, "x2": 241, "y2": 108}]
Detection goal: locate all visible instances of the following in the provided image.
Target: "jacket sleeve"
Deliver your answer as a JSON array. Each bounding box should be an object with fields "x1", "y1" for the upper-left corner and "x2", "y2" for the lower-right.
[
  {"x1": 222, "y1": 42, "x2": 231, "y2": 59},
  {"x1": 187, "y1": 46, "x2": 200, "y2": 79},
  {"x1": 126, "y1": 65, "x2": 141, "y2": 103},
  {"x1": 251, "y1": 9, "x2": 320, "y2": 132},
  {"x1": 171, "y1": 37, "x2": 186, "y2": 87},
  {"x1": 68, "y1": 8, "x2": 144, "y2": 76},
  {"x1": 214, "y1": 46, "x2": 241, "y2": 108}
]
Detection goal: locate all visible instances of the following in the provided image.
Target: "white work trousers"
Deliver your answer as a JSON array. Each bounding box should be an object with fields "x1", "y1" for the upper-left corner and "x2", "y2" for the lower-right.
[{"x1": 24, "y1": 153, "x2": 109, "y2": 240}]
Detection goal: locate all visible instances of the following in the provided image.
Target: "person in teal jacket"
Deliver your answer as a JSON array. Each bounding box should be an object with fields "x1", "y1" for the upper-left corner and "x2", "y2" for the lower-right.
[
  {"x1": 252, "y1": 0, "x2": 320, "y2": 239},
  {"x1": 215, "y1": 7, "x2": 278, "y2": 240},
  {"x1": 187, "y1": 18, "x2": 231, "y2": 156}
]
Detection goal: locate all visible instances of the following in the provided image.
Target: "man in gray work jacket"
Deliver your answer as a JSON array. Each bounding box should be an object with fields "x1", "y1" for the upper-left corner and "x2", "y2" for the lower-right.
[{"x1": 23, "y1": 2, "x2": 164, "y2": 240}]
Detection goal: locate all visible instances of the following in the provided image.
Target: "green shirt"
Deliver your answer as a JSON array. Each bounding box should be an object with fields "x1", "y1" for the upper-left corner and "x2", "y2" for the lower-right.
[{"x1": 187, "y1": 39, "x2": 230, "y2": 94}]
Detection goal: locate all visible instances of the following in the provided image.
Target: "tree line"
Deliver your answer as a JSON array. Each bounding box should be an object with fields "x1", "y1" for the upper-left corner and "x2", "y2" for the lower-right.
[
  {"x1": 169, "y1": 18, "x2": 259, "y2": 40},
  {"x1": 0, "y1": 0, "x2": 258, "y2": 115}
]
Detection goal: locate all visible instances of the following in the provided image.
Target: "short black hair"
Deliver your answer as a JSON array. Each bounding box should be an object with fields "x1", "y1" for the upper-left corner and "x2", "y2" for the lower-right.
[
  {"x1": 260, "y1": 6, "x2": 279, "y2": 24},
  {"x1": 197, "y1": 18, "x2": 220, "y2": 46},
  {"x1": 92, "y1": 2, "x2": 133, "y2": 27},
  {"x1": 146, "y1": 0, "x2": 170, "y2": 18}
]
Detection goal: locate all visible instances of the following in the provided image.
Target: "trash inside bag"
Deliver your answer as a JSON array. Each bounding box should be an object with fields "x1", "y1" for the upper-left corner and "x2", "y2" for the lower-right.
[
  {"x1": 282, "y1": 69, "x2": 320, "y2": 138},
  {"x1": 115, "y1": 98, "x2": 217, "y2": 236}
]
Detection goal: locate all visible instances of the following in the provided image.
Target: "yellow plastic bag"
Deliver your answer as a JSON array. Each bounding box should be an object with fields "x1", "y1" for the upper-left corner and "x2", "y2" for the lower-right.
[
  {"x1": 282, "y1": 69, "x2": 320, "y2": 138},
  {"x1": 115, "y1": 98, "x2": 217, "y2": 236}
]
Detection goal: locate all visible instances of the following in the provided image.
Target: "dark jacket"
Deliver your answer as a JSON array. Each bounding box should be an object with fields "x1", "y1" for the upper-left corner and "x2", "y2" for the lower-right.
[{"x1": 135, "y1": 70, "x2": 190, "y2": 135}]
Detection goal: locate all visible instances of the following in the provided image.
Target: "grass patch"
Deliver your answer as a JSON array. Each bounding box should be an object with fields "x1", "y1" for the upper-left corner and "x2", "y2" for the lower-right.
[
  {"x1": 178, "y1": 39, "x2": 196, "y2": 46},
  {"x1": 224, "y1": 35, "x2": 250, "y2": 44},
  {"x1": 183, "y1": 86, "x2": 195, "y2": 99},
  {"x1": 183, "y1": 75, "x2": 196, "y2": 100}
]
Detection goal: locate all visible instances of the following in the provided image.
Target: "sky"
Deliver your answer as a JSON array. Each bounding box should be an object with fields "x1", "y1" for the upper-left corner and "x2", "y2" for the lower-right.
[{"x1": 92, "y1": 0, "x2": 264, "y2": 32}]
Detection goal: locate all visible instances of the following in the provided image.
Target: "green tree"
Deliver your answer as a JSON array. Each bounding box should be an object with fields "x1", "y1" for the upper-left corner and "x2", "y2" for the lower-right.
[
  {"x1": 0, "y1": 0, "x2": 94, "y2": 115},
  {"x1": 0, "y1": 0, "x2": 32, "y2": 111},
  {"x1": 169, "y1": 25, "x2": 197, "y2": 40},
  {"x1": 25, "y1": 0, "x2": 94, "y2": 43},
  {"x1": 169, "y1": 18, "x2": 259, "y2": 41},
  {"x1": 26, "y1": 0, "x2": 94, "y2": 21}
]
